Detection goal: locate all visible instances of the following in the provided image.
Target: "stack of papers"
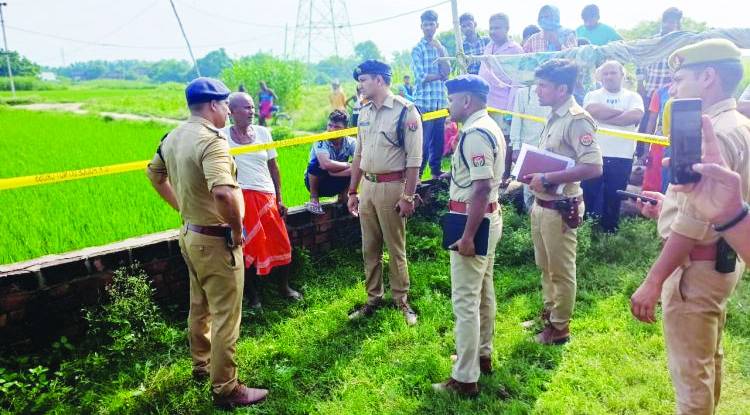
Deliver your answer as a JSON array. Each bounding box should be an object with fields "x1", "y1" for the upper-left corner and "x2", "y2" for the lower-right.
[{"x1": 510, "y1": 144, "x2": 575, "y2": 195}]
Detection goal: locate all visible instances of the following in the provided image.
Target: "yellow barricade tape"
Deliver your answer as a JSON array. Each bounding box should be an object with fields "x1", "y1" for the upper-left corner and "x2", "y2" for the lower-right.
[{"x1": 0, "y1": 106, "x2": 669, "y2": 191}]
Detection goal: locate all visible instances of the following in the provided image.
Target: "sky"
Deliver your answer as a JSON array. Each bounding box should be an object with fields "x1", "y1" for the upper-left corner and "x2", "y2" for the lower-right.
[{"x1": 3, "y1": 0, "x2": 749, "y2": 67}]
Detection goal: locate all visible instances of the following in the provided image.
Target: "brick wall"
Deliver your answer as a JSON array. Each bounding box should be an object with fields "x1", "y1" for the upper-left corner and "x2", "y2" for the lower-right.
[{"x1": 0, "y1": 183, "x2": 438, "y2": 349}]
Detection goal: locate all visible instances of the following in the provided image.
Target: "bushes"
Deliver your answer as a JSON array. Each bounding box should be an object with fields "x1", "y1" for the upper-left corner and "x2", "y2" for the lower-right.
[
  {"x1": 221, "y1": 53, "x2": 306, "y2": 109},
  {"x1": 0, "y1": 265, "x2": 181, "y2": 413},
  {"x1": 84, "y1": 265, "x2": 180, "y2": 357},
  {"x1": 0, "y1": 76, "x2": 66, "y2": 91}
]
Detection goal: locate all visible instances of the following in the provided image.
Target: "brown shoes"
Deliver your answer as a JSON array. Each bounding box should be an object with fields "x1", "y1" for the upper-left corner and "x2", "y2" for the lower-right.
[
  {"x1": 213, "y1": 383, "x2": 268, "y2": 409},
  {"x1": 347, "y1": 299, "x2": 384, "y2": 321},
  {"x1": 535, "y1": 324, "x2": 570, "y2": 345},
  {"x1": 192, "y1": 369, "x2": 209, "y2": 383},
  {"x1": 521, "y1": 308, "x2": 551, "y2": 330},
  {"x1": 397, "y1": 299, "x2": 418, "y2": 326},
  {"x1": 432, "y1": 377, "x2": 479, "y2": 398},
  {"x1": 449, "y1": 354, "x2": 492, "y2": 375}
]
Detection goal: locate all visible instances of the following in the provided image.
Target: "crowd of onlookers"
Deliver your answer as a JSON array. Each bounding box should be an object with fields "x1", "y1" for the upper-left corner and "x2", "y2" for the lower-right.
[{"x1": 309, "y1": 4, "x2": 750, "y2": 233}]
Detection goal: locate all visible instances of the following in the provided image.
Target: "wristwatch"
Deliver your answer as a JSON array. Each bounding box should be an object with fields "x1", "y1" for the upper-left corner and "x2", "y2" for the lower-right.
[
  {"x1": 401, "y1": 193, "x2": 416, "y2": 203},
  {"x1": 540, "y1": 174, "x2": 553, "y2": 188}
]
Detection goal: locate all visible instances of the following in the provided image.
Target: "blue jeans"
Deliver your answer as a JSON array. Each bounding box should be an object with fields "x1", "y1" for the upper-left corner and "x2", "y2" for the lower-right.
[
  {"x1": 581, "y1": 157, "x2": 633, "y2": 233},
  {"x1": 419, "y1": 115, "x2": 444, "y2": 177}
]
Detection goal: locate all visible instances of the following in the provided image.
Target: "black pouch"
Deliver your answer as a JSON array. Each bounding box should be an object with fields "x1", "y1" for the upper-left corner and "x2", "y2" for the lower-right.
[
  {"x1": 554, "y1": 198, "x2": 582, "y2": 229},
  {"x1": 715, "y1": 238, "x2": 737, "y2": 274}
]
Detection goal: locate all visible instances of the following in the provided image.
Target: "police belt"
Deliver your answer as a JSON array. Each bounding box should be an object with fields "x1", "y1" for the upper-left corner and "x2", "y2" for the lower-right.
[
  {"x1": 448, "y1": 200, "x2": 498, "y2": 214},
  {"x1": 187, "y1": 224, "x2": 230, "y2": 237},
  {"x1": 536, "y1": 198, "x2": 580, "y2": 210},
  {"x1": 363, "y1": 171, "x2": 405, "y2": 183}
]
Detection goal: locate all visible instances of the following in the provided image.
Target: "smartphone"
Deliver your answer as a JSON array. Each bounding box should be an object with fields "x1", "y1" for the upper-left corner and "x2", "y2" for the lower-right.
[
  {"x1": 616, "y1": 189, "x2": 658, "y2": 205},
  {"x1": 669, "y1": 98, "x2": 703, "y2": 184}
]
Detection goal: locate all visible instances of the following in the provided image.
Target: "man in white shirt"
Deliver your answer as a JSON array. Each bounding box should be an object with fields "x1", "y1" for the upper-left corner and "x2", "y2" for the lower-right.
[
  {"x1": 738, "y1": 83, "x2": 750, "y2": 118},
  {"x1": 582, "y1": 60, "x2": 644, "y2": 232}
]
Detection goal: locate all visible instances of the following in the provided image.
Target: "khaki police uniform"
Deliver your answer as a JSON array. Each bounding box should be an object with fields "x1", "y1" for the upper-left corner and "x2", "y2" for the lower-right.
[
  {"x1": 448, "y1": 109, "x2": 506, "y2": 383},
  {"x1": 530, "y1": 96, "x2": 601, "y2": 330},
  {"x1": 147, "y1": 115, "x2": 244, "y2": 397},
  {"x1": 657, "y1": 99, "x2": 750, "y2": 414},
  {"x1": 355, "y1": 93, "x2": 422, "y2": 305}
]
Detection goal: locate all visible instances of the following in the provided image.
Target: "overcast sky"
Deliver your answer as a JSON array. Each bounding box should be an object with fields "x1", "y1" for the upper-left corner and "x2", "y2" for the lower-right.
[{"x1": 3, "y1": 0, "x2": 749, "y2": 67}]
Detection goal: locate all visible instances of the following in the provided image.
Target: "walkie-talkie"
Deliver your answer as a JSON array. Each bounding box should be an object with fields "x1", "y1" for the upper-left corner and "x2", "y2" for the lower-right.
[{"x1": 715, "y1": 238, "x2": 737, "y2": 274}]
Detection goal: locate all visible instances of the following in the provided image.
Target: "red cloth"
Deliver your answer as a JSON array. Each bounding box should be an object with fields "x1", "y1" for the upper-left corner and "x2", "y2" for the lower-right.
[
  {"x1": 241, "y1": 190, "x2": 292, "y2": 275},
  {"x1": 642, "y1": 144, "x2": 664, "y2": 192},
  {"x1": 259, "y1": 100, "x2": 273, "y2": 120},
  {"x1": 443, "y1": 121, "x2": 459, "y2": 156}
]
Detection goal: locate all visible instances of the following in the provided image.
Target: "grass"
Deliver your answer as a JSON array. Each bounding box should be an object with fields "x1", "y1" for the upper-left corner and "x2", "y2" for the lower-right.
[
  {"x1": 0, "y1": 107, "x2": 315, "y2": 264},
  {"x1": 1, "y1": 207, "x2": 749, "y2": 414}
]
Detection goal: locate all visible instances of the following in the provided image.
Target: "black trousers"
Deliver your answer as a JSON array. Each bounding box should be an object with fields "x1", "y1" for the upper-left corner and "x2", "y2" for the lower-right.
[{"x1": 581, "y1": 157, "x2": 633, "y2": 233}]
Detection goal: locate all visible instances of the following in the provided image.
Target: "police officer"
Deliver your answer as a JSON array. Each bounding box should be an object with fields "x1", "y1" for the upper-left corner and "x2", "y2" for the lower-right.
[
  {"x1": 346, "y1": 60, "x2": 423, "y2": 325},
  {"x1": 630, "y1": 39, "x2": 750, "y2": 415},
  {"x1": 146, "y1": 77, "x2": 268, "y2": 409},
  {"x1": 431, "y1": 75, "x2": 505, "y2": 398},
  {"x1": 523, "y1": 59, "x2": 603, "y2": 345}
]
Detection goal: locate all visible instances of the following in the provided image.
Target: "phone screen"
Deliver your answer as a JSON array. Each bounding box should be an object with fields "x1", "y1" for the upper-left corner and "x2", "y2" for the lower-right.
[{"x1": 669, "y1": 98, "x2": 702, "y2": 184}]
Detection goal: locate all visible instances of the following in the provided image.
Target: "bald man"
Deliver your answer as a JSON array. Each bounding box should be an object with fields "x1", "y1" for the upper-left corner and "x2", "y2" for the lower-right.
[
  {"x1": 224, "y1": 92, "x2": 302, "y2": 308},
  {"x1": 582, "y1": 60, "x2": 644, "y2": 233}
]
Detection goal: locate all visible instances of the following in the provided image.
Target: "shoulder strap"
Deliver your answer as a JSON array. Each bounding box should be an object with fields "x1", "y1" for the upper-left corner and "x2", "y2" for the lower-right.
[
  {"x1": 156, "y1": 132, "x2": 169, "y2": 163},
  {"x1": 396, "y1": 105, "x2": 420, "y2": 147},
  {"x1": 458, "y1": 128, "x2": 498, "y2": 170}
]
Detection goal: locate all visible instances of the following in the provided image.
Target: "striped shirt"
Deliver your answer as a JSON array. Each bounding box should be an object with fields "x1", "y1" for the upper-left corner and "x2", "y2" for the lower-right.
[
  {"x1": 463, "y1": 36, "x2": 490, "y2": 74},
  {"x1": 411, "y1": 38, "x2": 448, "y2": 111}
]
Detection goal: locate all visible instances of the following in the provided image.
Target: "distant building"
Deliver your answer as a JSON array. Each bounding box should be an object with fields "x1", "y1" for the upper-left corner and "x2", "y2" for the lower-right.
[{"x1": 39, "y1": 72, "x2": 57, "y2": 81}]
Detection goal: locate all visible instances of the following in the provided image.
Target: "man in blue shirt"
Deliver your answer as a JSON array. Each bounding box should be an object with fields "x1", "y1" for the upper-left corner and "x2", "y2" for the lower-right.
[
  {"x1": 460, "y1": 13, "x2": 490, "y2": 75},
  {"x1": 304, "y1": 110, "x2": 356, "y2": 214},
  {"x1": 411, "y1": 9, "x2": 451, "y2": 179},
  {"x1": 575, "y1": 4, "x2": 623, "y2": 46}
]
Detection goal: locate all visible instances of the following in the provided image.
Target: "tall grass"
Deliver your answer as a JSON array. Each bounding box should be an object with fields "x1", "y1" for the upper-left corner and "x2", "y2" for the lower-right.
[
  {"x1": 0, "y1": 108, "x2": 315, "y2": 264},
  {"x1": 1, "y1": 210, "x2": 749, "y2": 414}
]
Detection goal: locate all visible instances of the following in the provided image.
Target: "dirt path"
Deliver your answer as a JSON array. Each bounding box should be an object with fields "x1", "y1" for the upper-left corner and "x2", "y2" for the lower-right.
[{"x1": 14, "y1": 102, "x2": 181, "y2": 125}]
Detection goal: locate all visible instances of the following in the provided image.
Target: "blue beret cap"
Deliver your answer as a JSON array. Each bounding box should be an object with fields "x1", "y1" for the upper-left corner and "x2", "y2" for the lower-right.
[
  {"x1": 353, "y1": 59, "x2": 392, "y2": 81},
  {"x1": 445, "y1": 74, "x2": 490, "y2": 97},
  {"x1": 185, "y1": 77, "x2": 231, "y2": 106}
]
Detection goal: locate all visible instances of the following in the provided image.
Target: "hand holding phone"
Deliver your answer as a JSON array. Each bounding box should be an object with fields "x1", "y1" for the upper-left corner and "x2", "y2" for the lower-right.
[
  {"x1": 617, "y1": 189, "x2": 658, "y2": 205},
  {"x1": 669, "y1": 98, "x2": 703, "y2": 184}
]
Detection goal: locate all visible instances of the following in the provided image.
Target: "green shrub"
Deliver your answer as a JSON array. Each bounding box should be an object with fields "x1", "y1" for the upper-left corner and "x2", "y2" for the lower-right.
[
  {"x1": 271, "y1": 125, "x2": 296, "y2": 141},
  {"x1": 84, "y1": 264, "x2": 178, "y2": 358},
  {"x1": 0, "y1": 76, "x2": 66, "y2": 91},
  {"x1": 221, "y1": 53, "x2": 306, "y2": 109}
]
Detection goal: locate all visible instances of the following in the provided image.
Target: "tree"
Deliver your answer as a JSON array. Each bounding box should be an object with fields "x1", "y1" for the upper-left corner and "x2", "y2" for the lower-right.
[
  {"x1": 354, "y1": 41, "x2": 383, "y2": 62},
  {"x1": 193, "y1": 48, "x2": 233, "y2": 78},
  {"x1": 221, "y1": 53, "x2": 306, "y2": 108},
  {"x1": 0, "y1": 51, "x2": 40, "y2": 76},
  {"x1": 314, "y1": 55, "x2": 358, "y2": 85},
  {"x1": 147, "y1": 60, "x2": 191, "y2": 83},
  {"x1": 437, "y1": 31, "x2": 456, "y2": 58},
  {"x1": 619, "y1": 17, "x2": 709, "y2": 41}
]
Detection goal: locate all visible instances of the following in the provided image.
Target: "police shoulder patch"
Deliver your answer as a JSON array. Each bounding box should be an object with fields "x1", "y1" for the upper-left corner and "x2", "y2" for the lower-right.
[
  {"x1": 579, "y1": 133, "x2": 594, "y2": 146},
  {"x1": 471, "y1": 154, "x2": 486, "y2": 167}
]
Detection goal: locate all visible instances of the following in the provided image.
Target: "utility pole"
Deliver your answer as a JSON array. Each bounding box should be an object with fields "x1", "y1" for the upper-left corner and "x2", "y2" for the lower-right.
[
  {"x1": 168, "y1": 0, "x2": 200, "y2": 78},
  {"x1": 283, "y1": 23, "x2": 288, "y2": 59},
  {"x1": 328, "y1": 0, "x2": 338, "y2": 56},
  {"x1": 291, "y1": 0, "x2": 353, "y2": 63},
  {"x1": 450, "y1": 0, "x2": 466, "y2": 74},
  {"x1": 0, "y1": 2, "x2": 16, "y2": 98}
]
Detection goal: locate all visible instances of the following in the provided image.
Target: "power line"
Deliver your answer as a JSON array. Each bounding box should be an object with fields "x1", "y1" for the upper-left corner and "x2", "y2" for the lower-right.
[
  {"x1": 7, "y1": 24, "x2": 282, "y2": 51},
  {"x1": 65, "y1": 0, "x2": 159, "y2": 61},
  {"x1": 0, "y1": 2, "x2": 15, "y2": 98},
  {"x1": 168, "y1": 0, "x2": 200, "y2": 77}
]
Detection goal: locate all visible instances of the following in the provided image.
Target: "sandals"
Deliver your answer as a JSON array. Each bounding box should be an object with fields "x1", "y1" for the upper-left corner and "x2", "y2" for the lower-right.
[{"x1": 304, "y1": 201, "x2": 325, "y2": 215}]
